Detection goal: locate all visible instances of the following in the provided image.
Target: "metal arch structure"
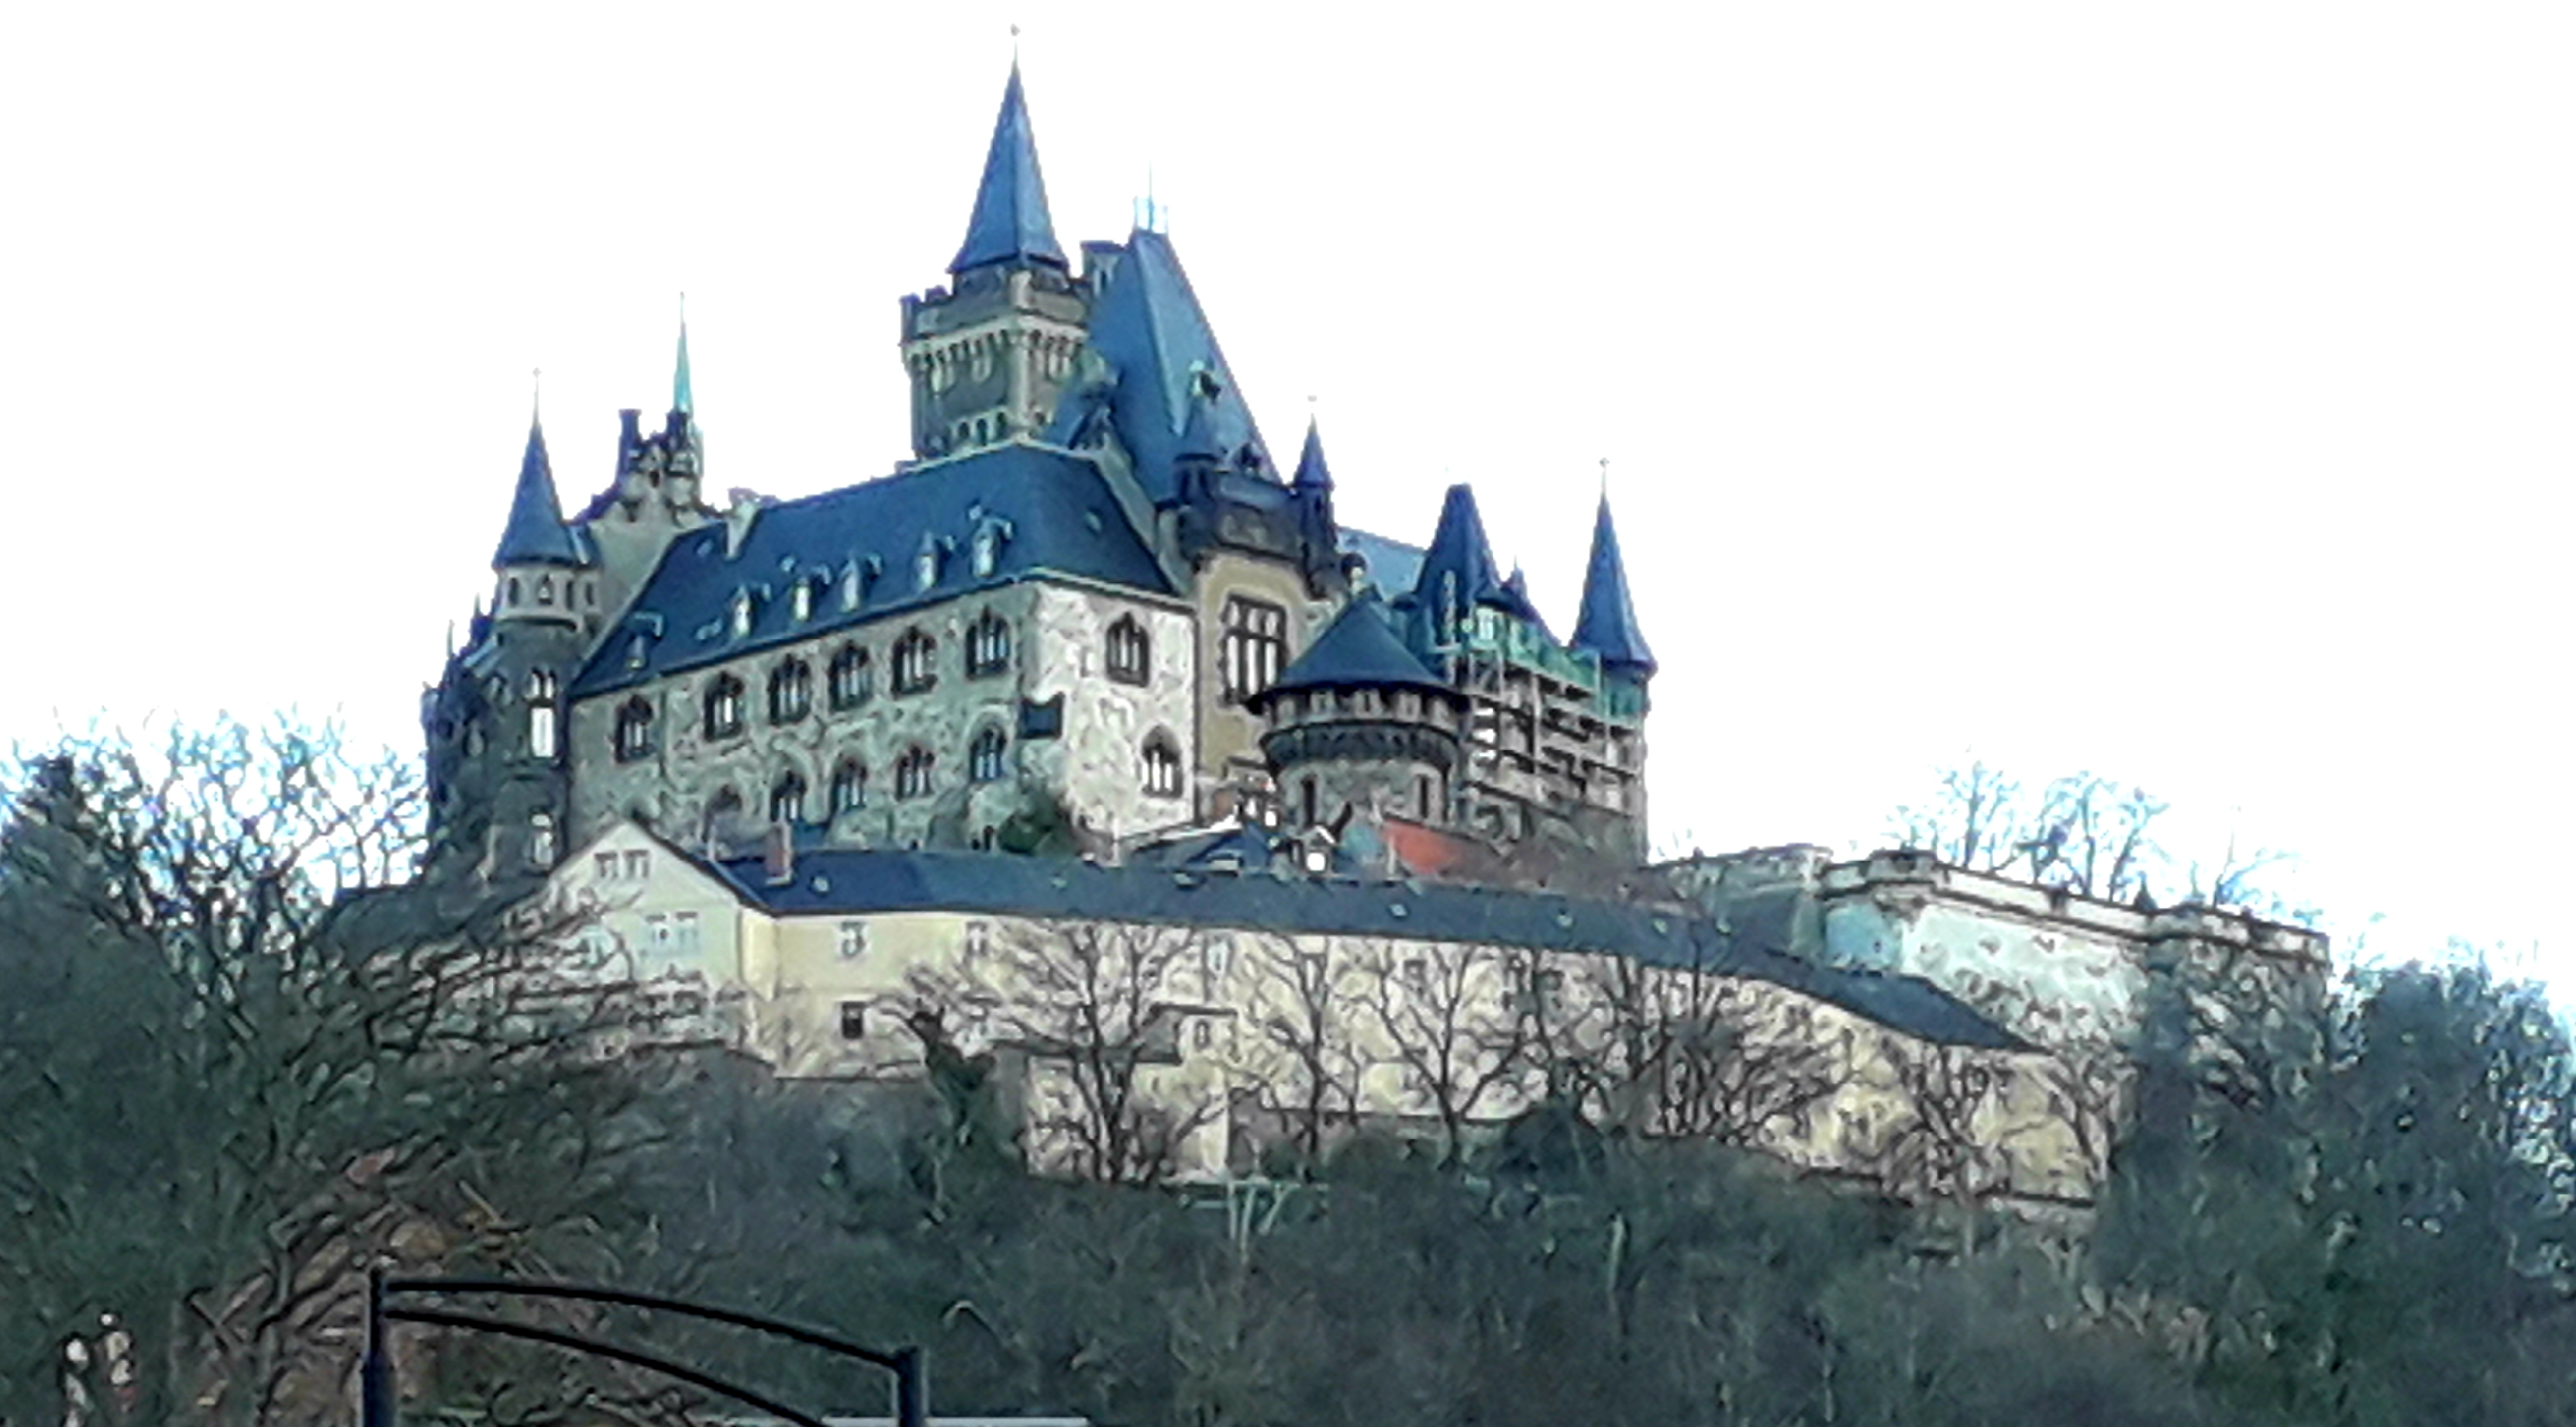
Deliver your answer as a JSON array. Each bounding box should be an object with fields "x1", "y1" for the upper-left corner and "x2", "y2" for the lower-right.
[{"x1": 362, "y1": 1272, "x2": 927, "y2": 1427}]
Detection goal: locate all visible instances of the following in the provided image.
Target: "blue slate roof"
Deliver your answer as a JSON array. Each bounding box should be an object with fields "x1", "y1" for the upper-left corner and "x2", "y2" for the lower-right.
[
  {"x1": 1291, "y1": 417, "x2": 1333, "y2": 490},
  {"x1": 1075, "y1": 229, "x2": 1269, "y2": 501},
  {"x1": 568, "y1": 444, "x2": 1174, "y2": 699},
  {"x1": 1570, "y1": 496, "x2": 1655, "y2": 675},
  {"x1": 699, "y1": 847, "x2": 2024, "y2": 1050},
  {"x1": 951, "y1": 64, "x2": 1068, "y2": 275},
  {"x1": 492, "y1": 418, "x2": 586, "y2": 568},
  {"x1": 1408, "y1": 484, "x2": 1505, "y2": 615},
  {"x1": 1338, "y1": 528, "x2": 1424, "y2": 595},
  {"x1": 1254, "y1": 590, "x2": 1452, "y2": 703}
]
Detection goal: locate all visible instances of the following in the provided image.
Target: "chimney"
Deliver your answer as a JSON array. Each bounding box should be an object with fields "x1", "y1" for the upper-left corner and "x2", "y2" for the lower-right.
[{"x1": 764, "y1": 820, "x2": 794, "y2": 885}]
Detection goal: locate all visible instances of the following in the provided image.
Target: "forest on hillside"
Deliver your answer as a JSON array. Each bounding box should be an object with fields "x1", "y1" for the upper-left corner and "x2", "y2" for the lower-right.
[{"x1": 3, "y1": 720, "x2": 2573, "y2": 1427}]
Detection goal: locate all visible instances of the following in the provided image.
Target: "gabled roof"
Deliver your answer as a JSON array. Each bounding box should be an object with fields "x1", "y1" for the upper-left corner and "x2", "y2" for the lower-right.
[
  {"x1": 1570, "y1": 496, "x2": 1655, "y2": 675},
  {"x1": 568, "y1": 444, "x2": 1174, "y2": 698},
  {"x1": 1254, "y1": 590, "x2": 1452, "y2": 704},
  {"x1": 701, "y1": 847, "x2": 2026, "y2": 1050},
  {"x1": 492, "y1": 418, "x2": 586, "y2": 569},
  {"x1": 1077, "y1": 229, "x2": 1269, "y2": 501},
  {"x1": 950, "y1": 63, "x2": 1068, "y2": 275}
]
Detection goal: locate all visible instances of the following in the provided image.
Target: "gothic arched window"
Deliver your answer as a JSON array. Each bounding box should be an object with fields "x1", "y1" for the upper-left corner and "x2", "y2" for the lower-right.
[
  {"x1": 1142, "y1": 732, "x2": 1183, "y2": 799},
  {"x1": 965, "y1": 610, "x2": 1011, "y2": 678},
  {"x1": 529, "y1": 812, "x2": 557, "y2": 868},
  {"x1": 969, "y1": 726, "x2": 1008, "y2": 784},
  {"x1": 1105, "y1": 615, "x2": 1150, "y2": 686},
  {"x1": 526, "y1": 671, "x2": 559, "y2": 759},
  {"x1": 770, "y1": 770, "x2": 808, "y2": 825},
  {"x1": 769, "y1": 658, "x2": 812, "y2": 724},
  {"x1": 613, "y1": 696, "x2": 654, "y2": 762},
  {"x1": 830, "y1": 758, "x2": 868, "y2": 817},
  {"x1": 891, "y1": 628, "x2": 936, "y2": 695},
  {"x1": 704, "y1": 674, "x2": 746, "y2": 740},
  {"x1": 828, "y1": 643, "x2": 872, "y2": 709},
  {"x1": 895, "y1": 746, "x2": 936, "y2": 801},
  {"x1": 704, "y1": 786, "x2": 744, "y2": 842}
]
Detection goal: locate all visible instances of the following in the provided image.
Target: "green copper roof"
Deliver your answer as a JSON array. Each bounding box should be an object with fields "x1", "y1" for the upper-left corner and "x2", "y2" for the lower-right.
[
  {"x1": 490, "y1": 418, "x2": 585, "y2": 569},
  {"x1": 950, "y1": 63, "x2": 1068, "y2": 274}
]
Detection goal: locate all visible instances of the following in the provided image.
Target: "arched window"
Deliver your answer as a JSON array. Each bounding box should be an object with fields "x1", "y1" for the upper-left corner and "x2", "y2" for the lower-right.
[
  {"x1": 529, "y1": 812, "x2": 556, "y2": 867},
  {"x1": 770, "y1": 770, "x2": 808, "y2": 825},
  {"x1": 704, "y1": 674, "x2": 746, "y2": 740},
  {"x1": 1220, "y1": 595, "x2": 1288, "y2": 703},
  {"x1": 507, "y1": 577, "x2": 522, "y2": 605},
  {"x1": 828, "y1": 644, "x2": 872, "y2": 709},
  {"x1": 526, "y1": 671, "x2": 559, "y2": 759},
  {"x1": 730, "y1": 591, "x2": 753, "y2": 639},
  {"x1": 829, "y1": 758, "x2": 868, "y2": 817},
  {"x1": 613, "y1": 698, "x2": 655, "y2": 762},
  {"x1": 769, "y1": 658, "x2": 812, "y2": 724},
  {"x1": 969, "y1": 726, "x2": 1008, "y2": 783},
  {"x1": 916, "y1": 535, "x2": 942, "y2": 592},
  {"x1": 892, "y1": 628, "x2": 936, "y2": 695},
  {"x1": 895, "y1": 746, "x2": 936, "y2": 800},
  {"x1": 537, "y1": 575, "x2": 555, "y2": 606},
  {"x1": 704, "y1": 786, "x2": 744, "y2": 841},
  {"x1": 965, "y1": 610, "x2": 1011, "y2": 678},
  {"x1": 791, "y1": 580, "x2": 813, "y2": 622},
  {"x1": 1105, "y1": 615, "x2": 1150, "y2": 686},
  {"x1": 1300, "y1": 777, "x2": 1318, "y2": 828},
  {"x1": 1142, "y1": 733, "x2": 1183, "y2": 799}
]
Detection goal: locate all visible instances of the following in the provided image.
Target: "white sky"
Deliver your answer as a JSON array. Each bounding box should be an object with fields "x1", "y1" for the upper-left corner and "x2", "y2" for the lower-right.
[{"x1": 4, "y1": 3, "x2": 2568, "y2": 975}]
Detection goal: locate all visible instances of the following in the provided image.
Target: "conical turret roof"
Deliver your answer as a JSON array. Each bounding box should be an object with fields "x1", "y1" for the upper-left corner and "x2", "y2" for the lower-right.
[
  {"x1": 1255, "y1": 591, "x2": 1453, "y2": 705},
  {"x1": 491, "y1": 418, "x2": 585, "y2": 568},
  {"x1": 1291, "y1": 416, "x2": 1334, "y2": 490},
  {"x1": 1570, "y1": 496, "x2": 1654, "y2": 674},
  {"x1": 950, "y1": 63, "x2": 1068, "y2": 274}
]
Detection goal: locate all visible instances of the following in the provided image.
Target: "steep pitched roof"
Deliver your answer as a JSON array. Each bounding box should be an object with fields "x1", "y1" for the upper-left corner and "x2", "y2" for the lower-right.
[
  {"x1": 1291, "y1": 416, "x2": 1333, "y2": 491},
  {"x1": 491, "y1": 418, "x2": 585, "y2": 568},
  {"x1": 950, "y1": 63, "x2": 1068, "y2": 275},
  {"x1": 1570, "y1": 496, "x2": 1655, "y2": 675},
  {"x1": 1077, "y1": 229, "x2": 1268, "y2": 501},
  {"x1": 703, "y1": 847, "x2": 2026, "y2": 1050},
  {"x1": 1338, "y1": 528, "x2": 1424, "y2": 595},
  {"x1": 568, "y1": 445, "x2": 1173, "y2": 698},
  {"x1": 1408, "y1": 484, "x2": 1504, "y2": 611},
  {"x1": 1256, "y1": 591, "x2": 1453, "y2": 705}
]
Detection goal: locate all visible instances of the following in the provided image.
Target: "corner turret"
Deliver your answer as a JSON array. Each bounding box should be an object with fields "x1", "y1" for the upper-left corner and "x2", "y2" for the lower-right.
[
  {"x1": 1570, "y1": 495, "x2": 1655, "y2": 679},
  {"x1": 1250, "y1": 592, "x2": 1467, "y2": 831}
]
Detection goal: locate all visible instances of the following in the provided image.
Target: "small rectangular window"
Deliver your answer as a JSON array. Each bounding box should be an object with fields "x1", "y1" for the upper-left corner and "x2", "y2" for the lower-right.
[
  {"x1": 838, "y1": 1001, "x2": 867, "y2": 1041},
  {"x1": 838, "y1": 921, "x2": 867, "y2": 959},
  {"x1": 595, "y1": 852, "x2": 618, "y2": 879},
  {"x1": 1192, "y1": 1020, "x2": 1213, "y2": 1052},
  {"x1": 646, "y1": 914, "x2": 671, "y2": 951},
  {"x1": 673, "y1": 911, "x2": 700, "y2": 954}
]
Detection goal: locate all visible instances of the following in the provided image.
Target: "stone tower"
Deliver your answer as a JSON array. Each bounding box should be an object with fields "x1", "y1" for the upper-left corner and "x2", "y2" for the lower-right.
[
  {"x1": 1251, "y1": 590, "x2": 1468, "y2": 831},
  {"x1": 900, "y1": 63, "x2": 1091, "y2": 461},
  {"x1": 423, "y1": 413, "x2": 595, "y2": 879},
  {"x1": 576, "y1": 318, "x2": 712, "y2": 621}
]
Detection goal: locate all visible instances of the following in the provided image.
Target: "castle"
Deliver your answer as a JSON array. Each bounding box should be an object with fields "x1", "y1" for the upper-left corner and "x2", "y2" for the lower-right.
[
  {"x1": 416, "y1": 64, "x2": 2325, "y2": 1203},
  {"x1": 422, "y1": 62, "x2": 1651, "y2": 884}
]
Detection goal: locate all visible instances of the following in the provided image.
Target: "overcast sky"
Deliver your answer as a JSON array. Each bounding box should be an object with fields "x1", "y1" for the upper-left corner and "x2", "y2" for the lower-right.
[{"x1": 5, "y1": 3, "x2": 2568, "y2": 975}]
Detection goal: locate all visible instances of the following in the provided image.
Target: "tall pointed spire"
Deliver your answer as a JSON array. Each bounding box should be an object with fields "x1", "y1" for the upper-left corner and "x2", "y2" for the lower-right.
[
  {"x1": 1291, "y1": 411, "x2": 1334, "y2": 491},
  {"x1": 673, "y1": 294, "x2": 694, "y2": 417},
  {"x1": 950, "y1": 62, "x2": 1068, "y2": 275},
  {"x1": 492, "y1": 413, "x2": 584, "y2": 568},
  {"x1": 1571, "y1": 496, "x2": 1655, "y2": 677}
]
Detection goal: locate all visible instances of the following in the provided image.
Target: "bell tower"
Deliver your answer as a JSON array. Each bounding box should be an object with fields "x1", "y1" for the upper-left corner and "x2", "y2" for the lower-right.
[{"x1": 900, "y1": 62, "x2": 1091, "y2": 461}]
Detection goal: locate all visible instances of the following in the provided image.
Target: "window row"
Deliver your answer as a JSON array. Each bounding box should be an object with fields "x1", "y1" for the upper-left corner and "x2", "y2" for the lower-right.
[{"x1": 698, "y1": 728, "x2": 1186, "y2": 838}]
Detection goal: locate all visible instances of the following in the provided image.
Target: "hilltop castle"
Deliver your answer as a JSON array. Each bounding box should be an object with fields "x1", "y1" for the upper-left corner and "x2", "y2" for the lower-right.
[
  {"x1": 412, "y1": 65, "x2": 2325, "y2": 1201},
  {"x1": 421, "y1": 63, "x2": 1652, "y2": 884}
]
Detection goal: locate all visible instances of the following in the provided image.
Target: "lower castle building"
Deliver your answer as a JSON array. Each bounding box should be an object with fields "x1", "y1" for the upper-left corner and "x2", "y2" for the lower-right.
[{"x1": 420, "y1": 62, "x2": 2328, "y2": 1209}]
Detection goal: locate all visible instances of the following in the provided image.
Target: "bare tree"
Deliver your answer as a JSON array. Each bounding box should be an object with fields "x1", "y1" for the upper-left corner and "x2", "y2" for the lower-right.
[
  {"x1": 1240, "y1": 937, "x2": 1364, "y2": 1173},
  {"x1": 1581, "y1": 944, "x2": 1849, "y2": 1148},
  {"x1": 1890, "y1": 760, "x2": 2026, "y2": 872},
  {"x1": 1354, "y1": 940, "x2": 1536, "y2": 1164},
  {"x1": 0, "y1": 718, "x2": 667, "y2": 1426},
  {"x1": 925, "y1": 919, "x2": 1227, "y2": 1186}
]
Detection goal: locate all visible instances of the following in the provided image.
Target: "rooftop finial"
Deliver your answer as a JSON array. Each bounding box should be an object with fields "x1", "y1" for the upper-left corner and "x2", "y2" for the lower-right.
[
  {"x1": 1599, "y1": 457, "x2": 1609, "y2": 497},
  {"x1": 674, "y1": 293, "x2": 695, "y2": 417},
  {"x1": 531, "y1": 367, "x2": 542, "y2": 424}
]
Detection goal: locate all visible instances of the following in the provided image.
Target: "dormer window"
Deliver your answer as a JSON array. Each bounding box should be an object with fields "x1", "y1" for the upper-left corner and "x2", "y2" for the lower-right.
[
  {"x1": 965, "y1": 610, "x2": 1011, "y2": 678},
  {"x1": 891, "y1": 628, "x2": 936, "y2": 695},
  {"x1": 916, "y1": 535, "x2": 943, "y2": 592},
  {"x1": 769, "y1": 658, "x2": 812, "y2": 724},
  {"x1": 704, "y1": 674, "x2": 745, "y2": 740},
  {"x1": 730, "y1": 591, "x2": 753, "y2": 639},
  {"x1": 828, "y1": 643, "x2": 872, "y2": 709},
  {"x1": 841, "y1": 562, "x2": 864, "y2": 612},
  {"x1": 614, "y1": 697, "x2": 655, "y2": 761},
  {"x1": 970, "y1": 517, "x2": 1013, "y2": 577},
  {"x1": 1105, "y1": 615, "x2": 1150, "y2": 686},
  {"x1": 791, "y1": 580, "x2": 813, "y2": 622}
]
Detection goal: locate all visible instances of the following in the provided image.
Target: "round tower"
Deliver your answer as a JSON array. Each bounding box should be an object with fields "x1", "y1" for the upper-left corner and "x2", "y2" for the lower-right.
[{"x1": 1248, "y1": 592, "x2": 1467, "y2": 831}]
